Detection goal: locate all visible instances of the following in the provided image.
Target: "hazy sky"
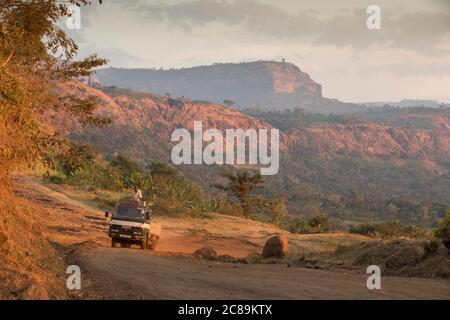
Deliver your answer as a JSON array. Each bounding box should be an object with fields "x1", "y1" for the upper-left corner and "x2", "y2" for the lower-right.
[{"x1": 67, "y1": 0, "x2": 450, "y2": 102}]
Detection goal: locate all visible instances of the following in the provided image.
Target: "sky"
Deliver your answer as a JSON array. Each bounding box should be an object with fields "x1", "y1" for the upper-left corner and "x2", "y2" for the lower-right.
[{"x1": 66, "y1": 0, "x2": 450, "y2": 103}]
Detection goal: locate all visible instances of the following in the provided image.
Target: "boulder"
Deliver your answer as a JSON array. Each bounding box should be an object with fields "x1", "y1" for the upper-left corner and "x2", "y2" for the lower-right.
[
  {"x1": 262, "y1": 235, "x2": 288, "y2": 258},
  {"x1": 193, "y1": 246, "x2": 218, "y2": 260}
]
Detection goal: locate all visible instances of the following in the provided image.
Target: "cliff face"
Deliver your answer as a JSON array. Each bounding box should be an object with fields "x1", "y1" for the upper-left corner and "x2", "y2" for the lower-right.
[
  {"x1": 93, "y1": 61, "x2": 323, "y2": 111},
  {"x1": 264, "y1": 62, "x2": 322, "y2": 96},
  {"x1": 285, "y1": 124, "x2": 449, "y2": 173}
]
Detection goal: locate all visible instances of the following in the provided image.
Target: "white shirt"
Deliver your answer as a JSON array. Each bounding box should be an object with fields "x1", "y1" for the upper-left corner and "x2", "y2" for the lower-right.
[{"x1": 133, "y1": 189, "x2": 143, "y2": 202}]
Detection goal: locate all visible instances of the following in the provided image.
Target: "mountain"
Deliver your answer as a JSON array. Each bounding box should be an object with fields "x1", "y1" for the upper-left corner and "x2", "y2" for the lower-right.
[
  {"x1": 93, "y1": 61, "x2": 364, "y2": 113},
  {"x1": 57, "y1": 82, "x2": 450, "y2": 225}
]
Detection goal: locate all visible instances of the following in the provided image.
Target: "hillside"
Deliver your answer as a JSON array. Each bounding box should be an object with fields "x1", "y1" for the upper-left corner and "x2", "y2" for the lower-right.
[
  {"x1": 56, "y1": 83, "x2": 450, "y2": 225},
  {"x1": 93, "y1": 61, "x2": 363, "y2": 113}
]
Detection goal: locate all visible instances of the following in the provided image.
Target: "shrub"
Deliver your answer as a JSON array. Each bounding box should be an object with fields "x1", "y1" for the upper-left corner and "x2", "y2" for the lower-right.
[
  {"x1": 48, "y1": 175, "x2": 64, "y2": 185},
  {"x1": 245, "y1": 253, "x2": 262, "y2": 264},
  {"x1": 55, "y1": 143, "x2": 97, "y2": 177},
  {"x1": 110, "y1": 155, "x2": 140, "y2": 174},
  {"x1": 216, "y1": 197, "x2": 244, "y2": 217},
  {"x1": 307, "y1": 215, "x2": 329, "y2": 231},
  {"x1": 286, "y1": 217, "x2": 312, "y2": 234},
  {"x1": 349, "y1": 223, "x2": 376, "y2": 236},
  {"x1": 434, "y1": 207, "x2": 450, "y2": 239},
  {"x1": 349, "y1": 220, "x2": 431, "y2": 239},
  {"x1": 423, "y1": 239, "x2": 440, "y2": 256},
  {"x1": 284, "y1": 215, "x2": 330, "y2": 234},
  {"x1": 267, "y1": 198, "x2": 289, "y2": 226}
]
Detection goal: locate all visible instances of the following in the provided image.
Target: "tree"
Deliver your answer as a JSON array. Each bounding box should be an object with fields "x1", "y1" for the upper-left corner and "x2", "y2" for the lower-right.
[
  {"x1": 111, "y1": 155, "x2": 140, "y2": 174},
  {"x1": 214, "y1": 170, "x2": 263, "y2": 217},
  {"x1": 56, "y1": 142, "x2": 97, "y2": 176},
  {"x1": 0, "y1": 0, "x2": 108, "y2": 181},
  {"x1": 267, "y1": 198, "x2": 288, "y2": 226},
  {"x1": 434, "y1": 206, "x2": 450, "y2": 240},
  {"x1": 148, "y1": 162, "x2": 178, "y2": 179},
  {"x1": 223, "y1": 99, "x2": 235, "y2": 107}
]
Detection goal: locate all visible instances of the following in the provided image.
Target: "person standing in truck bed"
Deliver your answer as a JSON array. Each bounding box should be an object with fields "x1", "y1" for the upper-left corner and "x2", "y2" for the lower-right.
[{"x1": 132, "y1": 186, "x2": 143, "y2": 203}]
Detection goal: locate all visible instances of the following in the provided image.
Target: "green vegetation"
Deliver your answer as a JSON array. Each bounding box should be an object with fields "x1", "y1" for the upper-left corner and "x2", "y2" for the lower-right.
[
  {"x1": 243, "y1": 107, "x2": 360, "y2": 131},
  {"x1": 241, "y1": 107, "x2": 449, "y2": 227},
  {"x1": 48, "y1": 146, "x2": 307, "y2": 230},
  {"x1": 284, "y1": 215, "x2": 330, "y2": 234},
  {"x1": 423, "y1": 239, "x2": 440, "y2": 256},
  {"x1": 434, "y1": 207, "x2": 450, "y2": 239},
  {"x1": 213, "y1": 170, "x2": 289, "y2": 226},
  {"x1": 214, "y1": 171, "x2": 263, "y2": 217},
  {"x1": 347, "y1": 208, "x2": 449, "y2": 252},
  {"x1": 223, "y1": 99, "x2": 235, "y2": 107},
  {"x1": 355, "y1": 106, "x2": 450, "y2": 130},
  {"x1": 244, "y1": 106, "x2": 450, "y2": 131},
  {"x1": 47, "y1": 139, "x2": 450, "y2": 239},
  {"x1": 264, "y1": 153, "x2": 448, "y2": 227},
  {"x1": 0, "y1": 0, "x2": 108, "y2": 182},
  {"x1": 47, "y1": 144, "x2": 208, "y2": 217},
  {"x1": 349, "y1": 220, "x2": 431, "y2": 239}
]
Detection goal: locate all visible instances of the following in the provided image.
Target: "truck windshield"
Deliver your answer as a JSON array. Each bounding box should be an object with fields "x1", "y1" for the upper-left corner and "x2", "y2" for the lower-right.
[{"x1": 113, "y1": 206, "x2": 145, "y2": 222}]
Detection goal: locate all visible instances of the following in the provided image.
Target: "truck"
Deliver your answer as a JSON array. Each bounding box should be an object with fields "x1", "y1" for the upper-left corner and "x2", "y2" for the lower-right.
[{"x1": 105, "y1": 199, "x2": 161, "y2": 250}]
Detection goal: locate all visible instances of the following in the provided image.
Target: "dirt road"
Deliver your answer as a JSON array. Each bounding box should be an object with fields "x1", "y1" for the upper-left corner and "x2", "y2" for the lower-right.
[
  {"x1": 75, "y1": 247, "x2": 450, "y2": 300},
  {"x1": 18, "y1": 178, "x2": 450, "y2": 300}
]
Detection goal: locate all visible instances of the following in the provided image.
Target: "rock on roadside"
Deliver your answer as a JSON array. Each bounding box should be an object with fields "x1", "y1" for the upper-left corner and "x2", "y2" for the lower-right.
[
  {"x1": 262, "y1": 235, "x2": 288, "y2": 258},
  {"x1": 193, "y1": 246, "x2": 218, "y2": 260}
]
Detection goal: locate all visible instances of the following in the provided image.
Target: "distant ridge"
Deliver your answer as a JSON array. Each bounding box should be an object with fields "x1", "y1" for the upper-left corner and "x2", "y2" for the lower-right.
[
  {"x1": 362, "y1": 99, "x2": 450, "y2": 108},
  {"x1": 93, "y1": 61, "x2": 331, "y2": 112}
]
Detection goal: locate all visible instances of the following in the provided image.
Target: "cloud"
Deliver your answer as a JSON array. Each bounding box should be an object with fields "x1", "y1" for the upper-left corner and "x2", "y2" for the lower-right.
[
  {"x1": 76, "y1": 46, "x2": 153, "y2": 68},
  {"x1": 389, "y1": 11, "x2": 450, "y2": 54},
  {"x1": 360, "y1": 61, "x2": 450, "y2": 78},
  {"x1": 124, "y1": 0, "x2": 450, "y2": 55},
  {"x1": 69, "y1": 0, "x2": 450, "y2": 101}
]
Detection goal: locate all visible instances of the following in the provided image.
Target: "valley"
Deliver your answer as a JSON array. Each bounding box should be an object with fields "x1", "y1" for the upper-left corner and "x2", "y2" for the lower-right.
[{"x1": 58, "y1": 82, "x2": 450, "y2": 225}]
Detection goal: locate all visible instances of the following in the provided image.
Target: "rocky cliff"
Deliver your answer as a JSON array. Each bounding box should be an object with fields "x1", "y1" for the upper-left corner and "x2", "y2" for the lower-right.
[{"x1": 93, "y1": 61, "x2": 324, "y2": 111}]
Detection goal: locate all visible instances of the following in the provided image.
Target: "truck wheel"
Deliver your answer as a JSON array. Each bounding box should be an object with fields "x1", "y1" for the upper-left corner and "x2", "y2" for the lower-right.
[
  {"x1": 148, "y1": 236, "x2": 159, "y2": 250},
  {"x1": 141, "y1": 236, "x2": 148, "y2": 250}
]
